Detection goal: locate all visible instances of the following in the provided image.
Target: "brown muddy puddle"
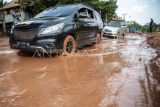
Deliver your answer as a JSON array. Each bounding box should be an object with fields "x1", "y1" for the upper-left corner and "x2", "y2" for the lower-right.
[{"x1": 0, "y1": 34, "x2": 158, "y2": 107}]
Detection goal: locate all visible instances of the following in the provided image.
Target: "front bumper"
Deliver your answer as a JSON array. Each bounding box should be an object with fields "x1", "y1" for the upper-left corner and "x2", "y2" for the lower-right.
[
  {"x1": 9, "y1": 35, "x2": 64, "y2": 53},
  {"x1": 103, "y1": 32, "x2": 117, "y2": 37}
]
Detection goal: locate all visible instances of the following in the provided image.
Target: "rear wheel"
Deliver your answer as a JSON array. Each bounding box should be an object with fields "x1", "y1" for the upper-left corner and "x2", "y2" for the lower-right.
[{"x1": 62, "y1": 35, "x2": 76, "y2": 56}]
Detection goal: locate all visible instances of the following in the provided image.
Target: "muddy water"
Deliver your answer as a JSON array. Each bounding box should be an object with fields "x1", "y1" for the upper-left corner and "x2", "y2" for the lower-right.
[{"x1": 0, "y1": 34, "x2": 157, "y2": 107}]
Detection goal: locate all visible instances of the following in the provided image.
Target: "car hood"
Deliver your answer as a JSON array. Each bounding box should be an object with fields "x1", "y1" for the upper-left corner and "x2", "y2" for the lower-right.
[
  {"x1": 15, "y1": 16, "x2": 69, "y2": 29},
  {"x1": 103, "y1": 26, "x2": 119, "y2": 32}
]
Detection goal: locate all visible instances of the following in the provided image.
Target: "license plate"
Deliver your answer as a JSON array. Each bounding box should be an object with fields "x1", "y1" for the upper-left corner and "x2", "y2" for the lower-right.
[{"x1": 17, "y1": 42, "x2": 30, "y2": 47}]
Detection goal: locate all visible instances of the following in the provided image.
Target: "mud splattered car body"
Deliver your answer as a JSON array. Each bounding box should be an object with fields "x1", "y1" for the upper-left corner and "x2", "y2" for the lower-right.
[
  {"x1": 9, "y1": 4, "x2": 103, "y2": 54},
  {"x1": 103, "y1": 21, "x2": 129, "y2": 37}
]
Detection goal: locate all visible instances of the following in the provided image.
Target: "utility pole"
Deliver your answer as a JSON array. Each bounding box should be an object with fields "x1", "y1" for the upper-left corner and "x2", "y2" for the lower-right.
[
  {"x1": 2, "y1": 0, "x2": 6, "y2": 35},
  {"x1": 105, "y1": 13, "x2": 107, "y2": 22}
]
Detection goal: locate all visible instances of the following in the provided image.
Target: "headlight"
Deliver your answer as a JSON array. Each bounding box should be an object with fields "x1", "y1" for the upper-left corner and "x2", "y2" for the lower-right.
[
  {"x1": 38, "y1": 23, "x2": 64, "y2": 35},
  {"x1": 112, "y1": 30, "x2": 117, "y2": 34},
  {"x1": 11, "y1": 25, "x2": 15, "y2": 34}
]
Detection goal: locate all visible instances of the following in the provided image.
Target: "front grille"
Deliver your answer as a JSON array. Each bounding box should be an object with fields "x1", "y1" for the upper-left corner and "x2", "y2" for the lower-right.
[
  {"x1": 14, "y1": 29, "x2": 38, "y2": 41},
  {"x1": 104, "y1": 32, "x2": 112, "y2": 35}
]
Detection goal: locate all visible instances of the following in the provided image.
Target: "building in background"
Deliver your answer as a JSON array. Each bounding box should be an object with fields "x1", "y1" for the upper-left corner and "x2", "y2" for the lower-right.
[
  {"x1": 113, "y1": 16, "x2": 123, "y2": 21},
  {"x1": 0, "y1": 0, "x2": 33, "y2": 32}
]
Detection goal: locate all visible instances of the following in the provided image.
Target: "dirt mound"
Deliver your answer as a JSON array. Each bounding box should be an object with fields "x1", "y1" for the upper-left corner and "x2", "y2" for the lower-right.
[
  {"x1": 147, "y1": 32, "x2": 160, "y2": 107},
  {"x1": 148, "y1": 32, "x2": 160, "y2": 56}
]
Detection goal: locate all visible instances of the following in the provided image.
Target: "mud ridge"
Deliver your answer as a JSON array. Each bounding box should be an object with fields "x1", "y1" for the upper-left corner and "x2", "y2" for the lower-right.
[{"x1": 146, "y1": 32, "x2": 160, "y2": 107}]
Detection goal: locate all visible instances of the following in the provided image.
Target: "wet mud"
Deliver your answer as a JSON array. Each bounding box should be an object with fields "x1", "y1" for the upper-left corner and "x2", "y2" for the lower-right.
[
  {"x1": 0, "y1": 34, "x2": 159, "y2": 107},
  {"x1": 146, "y1": 33, "x2": 160, "y2": 107}
]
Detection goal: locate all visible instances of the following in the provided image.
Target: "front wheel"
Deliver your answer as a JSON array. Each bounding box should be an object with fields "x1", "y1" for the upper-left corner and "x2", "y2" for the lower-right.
[{"x1": 62, "y1": 35, "x2": 76, "y2": 56}]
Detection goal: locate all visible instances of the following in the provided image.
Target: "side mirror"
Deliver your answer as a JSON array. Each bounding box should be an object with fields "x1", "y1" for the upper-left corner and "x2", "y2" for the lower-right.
[{"x1": 122, "y1": 25, "x2": 126, "y2": 27}]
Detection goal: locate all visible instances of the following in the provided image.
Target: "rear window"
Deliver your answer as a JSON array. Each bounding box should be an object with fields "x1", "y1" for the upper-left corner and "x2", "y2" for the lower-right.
[{"x1": 35, "y1": 5, "x2": 77, "y2": 18}]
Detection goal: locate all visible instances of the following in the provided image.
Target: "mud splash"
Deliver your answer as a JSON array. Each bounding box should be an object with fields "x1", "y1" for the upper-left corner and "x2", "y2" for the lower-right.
[{"x1": 0, "y1": 34, "x2": 158, "y2": 107}]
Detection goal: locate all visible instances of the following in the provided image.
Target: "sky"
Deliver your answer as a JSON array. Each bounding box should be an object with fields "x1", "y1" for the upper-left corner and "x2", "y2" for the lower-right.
[
  {"x1": 3, "y1": 0, "x2": 11, "y2": 3},
  {"x1": 4, "y1": 0, "x2": 160, "y2": 25},
  {"x1": 116, "y1": 0, "x2": 160, "y2": 25}
]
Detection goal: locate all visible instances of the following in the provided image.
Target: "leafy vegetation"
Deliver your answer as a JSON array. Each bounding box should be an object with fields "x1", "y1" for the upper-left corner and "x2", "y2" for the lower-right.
[
  {"x1": 17, "y1": 0, "x2": 118, "y2": 21},
  {"x1": 128, "y1": 21, "x2": 160, "y2": 33},
  {"x1": 128, "y1": 21, "x2": 142, "y2": 32},
  {"x1": 0, "y1": 0, "x2": 3, "y2": 8},
  {"x1": 0, "y1": 0, "x2": 7, "y2": 8},
  {"x1": 91, "y1": 0, "x2": 117, "y2": 20}
]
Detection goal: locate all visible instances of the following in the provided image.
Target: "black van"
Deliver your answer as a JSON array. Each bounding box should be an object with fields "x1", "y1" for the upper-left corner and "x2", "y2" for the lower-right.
[{"x1": 10, "y1": 3, "x2": 103, "y2": 55}]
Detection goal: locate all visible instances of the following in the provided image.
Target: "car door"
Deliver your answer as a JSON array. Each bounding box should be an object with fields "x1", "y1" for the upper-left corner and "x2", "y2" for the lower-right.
[
  {"x1": 74, "y1": 8, "x2": 92, "y2": 46},
  {"x1": 84, "y1": 9, "x2": 99, "y2": 43}
]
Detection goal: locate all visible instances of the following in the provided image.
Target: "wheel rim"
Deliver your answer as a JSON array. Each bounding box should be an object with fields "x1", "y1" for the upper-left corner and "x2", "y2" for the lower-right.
[{"x1": 66, "y1": 41, "x2": 73, "y2": 53}]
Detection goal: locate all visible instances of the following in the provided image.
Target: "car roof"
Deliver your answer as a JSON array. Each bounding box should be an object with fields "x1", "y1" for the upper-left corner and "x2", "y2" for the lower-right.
[{"x1": 52, "y1": 3, "x2": 96, "y2": 12}]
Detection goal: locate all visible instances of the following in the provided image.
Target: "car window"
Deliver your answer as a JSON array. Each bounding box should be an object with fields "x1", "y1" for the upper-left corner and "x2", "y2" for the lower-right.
[
  {"x1": 108, "y1": 21, "x2": 121, "y2": 27},
  {"x1": 79, "y1": 8, "x2": 88, "y2": 17},
  {"x1": 120, "y1": 22, "x2": 124, "y2": 26},
  {"x1": 34, "y1": 5, "x2": 76, "y2": 18},
  {"x1": 74, "y1": 8, "x2": 88, "y2": 19},
  {"x1": 121, "y1": 22, "x2": 127, "y2": 26},
  {"x1": 87, "y1": 9, "x2": 95, "y2": 19}
]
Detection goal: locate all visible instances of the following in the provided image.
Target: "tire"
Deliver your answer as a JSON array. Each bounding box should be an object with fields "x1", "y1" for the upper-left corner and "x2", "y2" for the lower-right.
[
  {"x1": 122, "y1": 33, "x2": 125, "y2": 36},
  {"x1": 96, "y1": 33, "x2": 101, "y2": 44},
  {"x1": 62, "y1": 35, "x2": 76, "y2": 56}
]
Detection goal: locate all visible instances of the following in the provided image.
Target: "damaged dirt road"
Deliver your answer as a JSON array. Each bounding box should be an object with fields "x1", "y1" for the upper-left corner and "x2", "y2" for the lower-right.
[{"x1": 0, "y1": 34, "x2": 159, "y2": 107}]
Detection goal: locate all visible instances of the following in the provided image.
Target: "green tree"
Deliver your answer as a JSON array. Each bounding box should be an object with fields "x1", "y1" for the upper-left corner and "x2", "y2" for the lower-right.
[
  {"x1": 128, "y1": 21, "x2": 142, "y2": 32},
  {"x1": 0, "y1": 0, "x2": 7, "y2": 35},
  {"x1": 141, "y1": 21, "x2": 159, "y2": 33},
  {"x1": 141, "y1": 24, "x2": 148, "y2": 32},
  {"x1": 0, "y1": 0, "x2": 3, "y2": 21},
  {"x1": 0, "y1": 0, "x2": 7, "y2": 8},
  {"x1": 0, "y1": 0, "x2": 3, "y2": 8},
  {"x1": 152, "y1": 22, "x2": 158, "y2": 32},
  {"x1": 18, "y1": 0, "x2": 117, "y2": 20},
  {"x1": 91, "y1": 0, "x2": 117, "y2": 20}
]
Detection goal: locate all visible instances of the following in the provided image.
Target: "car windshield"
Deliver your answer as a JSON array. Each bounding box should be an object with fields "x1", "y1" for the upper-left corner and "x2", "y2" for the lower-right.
[
  {"x1": 107, "y1": 21, "x2": 121, "y2": 27},
  {"x1": 34, "y1": 5, "x2": 76, "y2": 18}
]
